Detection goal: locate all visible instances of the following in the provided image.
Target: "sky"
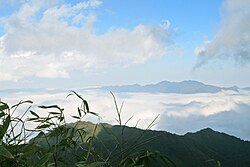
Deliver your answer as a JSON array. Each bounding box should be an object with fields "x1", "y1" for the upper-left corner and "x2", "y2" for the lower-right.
[
  {"x1": 1, "y1": 0, "x2": 250, "y2": 140},
  {"x1": 0, "y1": 0, "x2": 250, "y2": 89}
]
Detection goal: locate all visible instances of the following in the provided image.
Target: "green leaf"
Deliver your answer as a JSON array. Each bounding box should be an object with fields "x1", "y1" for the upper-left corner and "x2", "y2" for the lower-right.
[
  {"x1": 35, "y1": 153, "x2": 53, "y2": 167},
  {"x1": 70, "y1": 90, "x2": 84, "y2": 101},
  {"x1": 0, "y1": 111, "x2": 5, "y2": 117},
  {"x1": 49, "y1": 111, "x2": 61, "y2": 115},
  {"x1": 35, "y1": 124, "x2": 51, "y2": 129},
  {"x1": 68, "y1": 90, "x2": 90, "y2": 113},
  {"x1": 78, "y1": 107, "x2": 82, "y2": 117},
  {"x1": 88, "y1": 111, "x2": 99, "y2": 117},
  {"x1": 10, "y1": 100, "x2": 33, "y2": 109},
  {"x1": 9, "y1": 132, "x2": 22, "y2": 144},
  {"x1": 59, "y1": 116, "x2": 64, "y2": 122},
  {"x1": 216, "y1": 161, "x2": 221, "y2": 167},
  {"x1": 72, "y1": 115, "x2": 80, "y2": 119},
  {"x1": 0, "y1": 115, "x2": 11, "y2": 139},
  {"x1": 83, "y1": 100, "x2": 90, "y2": 112},
  {"x1": 30, "y1": 110, "x2": 39, "y2": 118},
  {"x1": 38, "y1": 105, "x2": 64, "y2": 112},
  {"x1": 0, "y1": 102, "x2": 9, "y2": 111},
  {"x1": 0, "y1": 144, "x2": 14, "y2": 159}
]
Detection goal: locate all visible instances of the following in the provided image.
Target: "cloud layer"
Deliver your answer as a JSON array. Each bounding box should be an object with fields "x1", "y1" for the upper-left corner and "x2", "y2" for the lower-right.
[
  {"x1": 3, "y1": 89, "x2": 250, "y2": 140},
  {"x1": 195, "y1": 0, "x2": 250, "y2": 67},
  {"x1": 0, "y1": 0, "x2": 172, "y2": 81}
]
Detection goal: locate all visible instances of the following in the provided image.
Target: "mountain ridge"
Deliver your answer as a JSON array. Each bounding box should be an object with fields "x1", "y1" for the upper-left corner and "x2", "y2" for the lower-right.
[
  {"x1": 101, "y1": 80, "x2": 239, "y2": 94},
  {"x1": 1, "y1": 80, "x2": 244, "y2": 94},
  {"x1": 87, "y1": 122, "x2": 250, "y2": 166},
  {"x1": 31, "y1": 121, "x2": 250, "y2": 166}
]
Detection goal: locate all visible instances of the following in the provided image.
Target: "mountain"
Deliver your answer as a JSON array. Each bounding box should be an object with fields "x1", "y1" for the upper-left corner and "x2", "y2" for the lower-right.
[
  {"x1": 1, "y1": 80, "x2": 241, "y2": 95},
  {"x1": 32, "y1": 121, "x2": 250, "y2": 167},
  {"x1": 101, "y1": 80, "x2": 239, "y2": 94},
  {"x1": 243, "y1": 87, "x2": 250, "y2": 91},
  {"x1": 95, "y1": 125, "x2": 250, "y2": 167}
]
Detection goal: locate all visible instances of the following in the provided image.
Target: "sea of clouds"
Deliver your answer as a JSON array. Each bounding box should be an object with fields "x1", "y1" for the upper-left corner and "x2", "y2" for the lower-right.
[{"x1": 2, "y1": 88, "x2": 250, "y2": 140}]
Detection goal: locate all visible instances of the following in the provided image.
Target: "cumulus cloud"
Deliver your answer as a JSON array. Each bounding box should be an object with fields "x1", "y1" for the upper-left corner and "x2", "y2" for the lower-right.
[
  {"x1": 195, "y1": 0, "x2": 250, "y2": 67},
  {"x1": 0, "y1": 0, "x2": 172, "y2": 81}
]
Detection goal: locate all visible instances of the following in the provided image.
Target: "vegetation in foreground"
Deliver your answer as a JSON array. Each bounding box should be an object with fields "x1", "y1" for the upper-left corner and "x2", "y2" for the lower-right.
[
  {"x1": 0, "y1": 91, "x2": 175, "y2": 167},
  {"x1": 1, "y1": 91, "x2": 249, "y2": 166}
]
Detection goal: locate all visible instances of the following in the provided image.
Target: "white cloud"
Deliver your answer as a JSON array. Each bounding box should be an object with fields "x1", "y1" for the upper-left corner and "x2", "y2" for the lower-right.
[
  {"x1": 195, "y1": 0, "x2": 250, "y2": 67},
  {"x1": 0, "y1": 0, "x2": 172, "y2": 81},
  {"x1": 74, "y1": 0, "x2": 102, "y2": 10},
  {"x1": 3, "y1": 89, "x2": 250, "y2": 140}
]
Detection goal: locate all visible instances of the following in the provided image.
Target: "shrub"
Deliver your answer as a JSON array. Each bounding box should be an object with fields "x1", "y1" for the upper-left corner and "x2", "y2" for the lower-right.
[{"x1": 0, "y1": 91, "x2": 175, "y2": 167}]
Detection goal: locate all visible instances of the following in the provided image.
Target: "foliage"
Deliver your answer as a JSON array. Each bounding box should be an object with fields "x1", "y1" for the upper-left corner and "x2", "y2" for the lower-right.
[{"x1": 0, "y1": 91, "x2": 174, "y2": 167}]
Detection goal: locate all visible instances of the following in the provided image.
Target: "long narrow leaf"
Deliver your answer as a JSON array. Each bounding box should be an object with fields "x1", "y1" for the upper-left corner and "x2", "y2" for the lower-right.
[
  {"x1": 70, "y1": 90, "x2": 84, "y2": 101},
  {"x1": 78, "y1": 107, "x2": 82, "y2": 117},
  {"x1": 10, "y1": 100, "x2": 33, "y2": 109},
  {"x1": 72, "y1": 115, "x2": 80, "y2": 119},
  {"x1": 0, "y1": 115, "x2": 11, "y2": 139},
  {"x1": 38, "y1": 105, "x2": 64, "y2": 112},
  {"x1": 35, "y1": 124, "x2": 51, "y2": 129},
  {"x1": 0, "y1": 111, "x2": 5, "y2": 118},
  {"x1": 88, "y1": 111, "x2": 99, "y2": 117},
  {"x1": 83, "y1": 100, "x2": 90, "y2": 112},
  {"x1": 0, "y1": 102, "x2": 9, "y2": 111},
  {"x1": 49, "y1": 112, "x2": 61, "y2": 115},
  {"x1": 30, "y1": 110, "x2": 39, "y2": 118}
]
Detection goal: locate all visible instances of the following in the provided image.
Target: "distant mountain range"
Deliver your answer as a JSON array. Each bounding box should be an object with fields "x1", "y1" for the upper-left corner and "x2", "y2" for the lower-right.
[
  {"x1": 1, "y1": 80, "x2": 248, "y2": 95},
  {"x1": 101, "y1": 80, "x2": 240, "y2": 94},
  {"x1": 243, "y1": 87, "x2": 250, "y2": 91}
]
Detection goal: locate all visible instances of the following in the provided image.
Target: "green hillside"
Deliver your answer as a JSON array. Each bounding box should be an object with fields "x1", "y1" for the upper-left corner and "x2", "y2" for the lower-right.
[
  {"x1": 90, "y1": 124, "x2": 250, "y2": 167},
  {"x1": 32, "y1": 121, "x2": 250, "y2": 167}
]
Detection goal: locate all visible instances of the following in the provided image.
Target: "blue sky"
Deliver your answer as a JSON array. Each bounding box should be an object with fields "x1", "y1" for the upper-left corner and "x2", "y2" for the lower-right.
[
  {"x1": 1, "y1": 0, "x2": 250, "y2": 141},
  {"x1": 0, "y1": 0, "x2": 250, "y2": 89}
]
